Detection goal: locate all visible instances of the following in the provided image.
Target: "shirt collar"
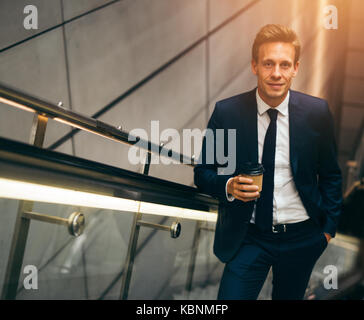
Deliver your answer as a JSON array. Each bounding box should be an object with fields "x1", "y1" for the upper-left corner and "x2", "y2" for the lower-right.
[{"x1": 256, "y1": 89, "x2": 289, "y2": 117}]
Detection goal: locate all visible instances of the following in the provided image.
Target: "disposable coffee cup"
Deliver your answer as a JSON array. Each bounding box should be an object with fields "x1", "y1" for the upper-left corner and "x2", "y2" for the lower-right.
[{"x1": 238, "y1": 162, "x2": 264, "y2": 192}]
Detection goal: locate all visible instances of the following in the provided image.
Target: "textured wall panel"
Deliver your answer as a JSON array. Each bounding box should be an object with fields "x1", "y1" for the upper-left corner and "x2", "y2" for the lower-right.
[
  {"x1": 73, "y1": 43, "x2": 206, "y2": 186},
  {"x1": 348, "y1": 20, "x2": 364, "y2": 49},
  {"x1": 340, "y1": 104, "x2": 364, "y2": 129},
  {"x1": 65, "y1": 0, "x2": 206, "y2": 117},
  {"x1": 62, "y1": 0, "x2": 114, "y2": 20},
  {"x1": 0, "y1": 0, "x2": 62, "y2": 50},
  {"x1": 346, "y1": 52, "x2": 364, "y2": 78},
  {"x1": 0, "y1": 29, "x2": 73, "y2": 153},
  {"x1": 209, "y1": 0, "x2": 255, "y2": 31},
  {"x1": 343, "y1": 78, "x2": 364, "y2": 104}
]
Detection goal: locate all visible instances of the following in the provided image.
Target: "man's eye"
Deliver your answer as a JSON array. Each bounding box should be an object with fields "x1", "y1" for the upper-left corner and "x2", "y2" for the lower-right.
[{"x1": 264, "y1": 62, "x2": 272, "y2": 67}]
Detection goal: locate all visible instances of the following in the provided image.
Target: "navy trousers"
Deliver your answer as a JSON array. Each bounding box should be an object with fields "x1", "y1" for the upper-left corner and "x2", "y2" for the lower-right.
[{"x1": 217, "y1": 219, "x2": 328, "y2": 300}]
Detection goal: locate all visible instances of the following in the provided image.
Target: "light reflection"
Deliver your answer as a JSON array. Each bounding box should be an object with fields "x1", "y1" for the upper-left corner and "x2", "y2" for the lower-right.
[
  {"x1": 0, "y1": 178, "x2": 217, "y2": 222},
  {"x1": 0, "y1": 97, "x2": 35, "y2": 113}
]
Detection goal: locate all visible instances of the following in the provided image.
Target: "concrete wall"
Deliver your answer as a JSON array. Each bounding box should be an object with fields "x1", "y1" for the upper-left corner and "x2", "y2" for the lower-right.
[{"x1": 0, "y1": 0, "x2": 358, "y2": 299}]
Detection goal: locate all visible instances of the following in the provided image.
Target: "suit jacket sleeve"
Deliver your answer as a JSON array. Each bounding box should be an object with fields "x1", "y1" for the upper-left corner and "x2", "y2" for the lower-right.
[
  {"x1": 318, "y1": 102, "x2": 343, "y2": 237},
  {"x1": 194, "y1": 102, "x2": 233, "y2": 203}
]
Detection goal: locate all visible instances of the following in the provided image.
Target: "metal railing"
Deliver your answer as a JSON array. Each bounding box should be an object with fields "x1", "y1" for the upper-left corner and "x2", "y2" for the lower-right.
[
  {"x1": 0, "y1": 82, "x2": 196, "y2": 166},
  {"x1": 0, "y1": 83, "x2": 218, "y2": 300}
]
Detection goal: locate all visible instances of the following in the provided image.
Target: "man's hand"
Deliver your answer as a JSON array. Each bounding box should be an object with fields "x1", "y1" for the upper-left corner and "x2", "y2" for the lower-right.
[
  {"x1": 324, "y1": 233, "x2": 332, "y2": 243},
  {"x1": 227, "y1": 176, "x2": 260, "y2": 202}
]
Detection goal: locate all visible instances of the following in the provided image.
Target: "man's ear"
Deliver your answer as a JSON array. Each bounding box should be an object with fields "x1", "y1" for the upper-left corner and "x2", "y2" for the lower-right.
[
  {"x1": 292, "y1": 60, "x2": 300, "y2": 77},
  {"x1": 251, "y1": 59, "x2": 258, "y2": 75}
]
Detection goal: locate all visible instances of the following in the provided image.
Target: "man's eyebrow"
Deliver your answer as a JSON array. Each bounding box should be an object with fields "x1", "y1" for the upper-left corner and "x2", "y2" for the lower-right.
[{"x1": 261, "y1": 59, "x2": 294, "y2": 66}]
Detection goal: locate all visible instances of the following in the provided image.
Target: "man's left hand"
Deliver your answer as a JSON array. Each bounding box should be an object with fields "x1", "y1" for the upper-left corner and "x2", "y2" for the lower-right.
[{"x1": 324, "y1": 233, "x2": 332, "y2": 243}]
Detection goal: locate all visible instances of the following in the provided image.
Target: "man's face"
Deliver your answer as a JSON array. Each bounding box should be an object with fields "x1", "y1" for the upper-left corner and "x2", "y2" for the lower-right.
[{"x1": 251, "y1": 41, "x2": 299, "y2": 107}]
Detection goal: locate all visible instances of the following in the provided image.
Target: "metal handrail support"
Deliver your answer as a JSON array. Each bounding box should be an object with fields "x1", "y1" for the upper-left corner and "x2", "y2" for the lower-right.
[
  {"x1": 185, "y1": 221, "x2": 202, "y2": 295},
  {"x1": 137, "y1": 220, "x2": 181, "y2": 239},
  {"x1": 118, "y1": 155, "x2": 149, "y2": 299},
  {"x1": 184, "y1": 221, "x2": 215, "y2": 296},
  {"x1": 22, "y1": 211, "x2": 85, "y2": 237},
  {"x1": 119, "y1": 207, "x2": 143, "y2": 300},
  {"x1": 119, "y1": 209, "x2": 182, "y2": 300},
  {"x1": 1, "y1": 114, "x2": 47, "y2": 300},
  {"x1": 119, "y1": 152, "x2": 183, "y2": 299}
]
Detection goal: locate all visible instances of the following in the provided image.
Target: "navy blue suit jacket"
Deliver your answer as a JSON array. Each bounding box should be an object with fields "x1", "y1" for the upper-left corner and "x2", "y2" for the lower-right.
[{"x1": 194, "y1": 88, "x2": 343, "y2": 263}]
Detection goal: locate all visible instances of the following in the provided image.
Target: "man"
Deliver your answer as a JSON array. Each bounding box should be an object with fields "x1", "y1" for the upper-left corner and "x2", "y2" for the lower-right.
[{"x1": 194, "y1": 24, "x2": 343, "y2": 300}]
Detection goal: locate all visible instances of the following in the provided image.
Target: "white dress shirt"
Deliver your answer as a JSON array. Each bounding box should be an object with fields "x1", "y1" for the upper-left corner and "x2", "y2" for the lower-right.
[{"x1": 226, "y1": 90, "x2": 310, "y2": 225}]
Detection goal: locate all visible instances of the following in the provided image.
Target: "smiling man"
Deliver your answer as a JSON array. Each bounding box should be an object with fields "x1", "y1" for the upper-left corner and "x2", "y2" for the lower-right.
[
  {"x1": 194, "y1": 24, "x2": 343, "y2": 300},
  {"x1": 253, "y1": 41, "x2": 299, "y2": 107}
]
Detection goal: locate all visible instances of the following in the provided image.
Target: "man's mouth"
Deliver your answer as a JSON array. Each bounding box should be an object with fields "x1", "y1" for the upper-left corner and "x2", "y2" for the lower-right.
[{"x1": 267, "y1": 83, "x2": 285, "y2": 89}]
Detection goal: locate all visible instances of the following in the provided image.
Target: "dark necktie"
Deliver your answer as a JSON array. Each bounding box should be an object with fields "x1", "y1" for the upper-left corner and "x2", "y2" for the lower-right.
[{"x1": 255, "y1": 108, "x2": 278, "y2": 231}]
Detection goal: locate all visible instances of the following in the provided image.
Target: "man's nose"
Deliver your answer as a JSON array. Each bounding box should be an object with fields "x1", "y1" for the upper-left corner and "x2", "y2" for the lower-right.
[{"x1": 271, "y1": 65, "x2": 281, "y2": 79}]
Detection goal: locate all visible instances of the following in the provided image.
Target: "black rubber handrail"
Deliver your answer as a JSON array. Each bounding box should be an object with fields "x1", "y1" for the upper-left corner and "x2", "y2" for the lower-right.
[{"x1": 0, "y1": 137, "x2": 218, "y2": 211}]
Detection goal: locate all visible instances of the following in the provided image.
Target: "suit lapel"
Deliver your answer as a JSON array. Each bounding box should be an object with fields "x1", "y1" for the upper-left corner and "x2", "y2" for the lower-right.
[
  {"x1": 242, "y1": 88, "x2": 258, "y2": 164},
  {"x1": 288, "y1": 90, "x2": 305, "y2": 177}
]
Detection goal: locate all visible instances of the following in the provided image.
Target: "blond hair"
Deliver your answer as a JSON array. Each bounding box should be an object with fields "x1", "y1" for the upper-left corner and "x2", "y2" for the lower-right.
[{"x1": 252, "y1": 24, "x2": 301, "y2": 63}]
